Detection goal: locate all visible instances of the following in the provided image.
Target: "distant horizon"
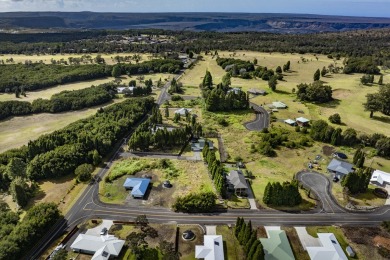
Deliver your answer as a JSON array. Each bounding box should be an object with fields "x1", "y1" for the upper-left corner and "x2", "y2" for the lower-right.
[
  {"x1": 0, "y1": 11, "x2": 389, "y2": 20},
  {"x1": 0, "y1": 0, "x2": 389, "y2": 18}
]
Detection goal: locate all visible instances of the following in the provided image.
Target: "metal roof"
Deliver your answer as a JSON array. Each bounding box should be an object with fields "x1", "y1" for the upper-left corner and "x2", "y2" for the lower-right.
[
  {"x1": 327, "y1": 159, "x2": 353, "y2": 176},
  {"x1": 195, "y1": 235, "x2": 225, "y2": 260},
  {"x1": 123, "y1": 178, "x2": 151, "y2": 197},
  {"x1": 260, "y1": 230, "x2": 295, "y2": 260},
  {"x1": 227, "y1": 170, "x2": 248, "y2": 189}
]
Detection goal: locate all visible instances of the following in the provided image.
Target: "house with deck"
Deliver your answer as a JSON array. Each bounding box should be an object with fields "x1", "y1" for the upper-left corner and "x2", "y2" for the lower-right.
[{"x1": 227, "y1": 170, "x2": 248, "y2": 196}]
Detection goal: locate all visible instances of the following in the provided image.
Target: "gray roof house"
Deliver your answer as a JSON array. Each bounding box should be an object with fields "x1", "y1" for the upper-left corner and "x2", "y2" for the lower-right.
[
  {"x1": 191, "y1": 139, "x2": 214, "y2": 151},
  {"x1": 327, "y1": 159, "x2": 354, "y2": 179},
  {"x1": 227, "y1": 170, "x2": 248, "y2": 196}
]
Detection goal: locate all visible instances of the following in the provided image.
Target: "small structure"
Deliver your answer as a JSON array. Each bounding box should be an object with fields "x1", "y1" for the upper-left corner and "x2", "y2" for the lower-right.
[
  {"x1": 123, "y1": 178, "x2": 151, "y2": 198},
  {"x1": 117, "y1": 86, "x2": 134, "y2": 94},
  {"x1": 248, "y1": 89, "x2": 267, "y2": 96},
  {"x1": 259, "y1": 228, "x2": 295, "y2": 260},
  {"x1": 226, "y1": 170, "x2": 248, "y2": 196},
  {"x1": 182, "y1": 230, "x2": 195, "y2": 241},
  {"x1": 296, "y1": 117, "x2": 310, "y2": 127},
  {"x1": 70, "y1": 234, "x2": 125, "y2": 259},
  {"x1": 284, "y1": 119, "x2": 297, "y2": 126},
  {"x1": 272, "y1": 101, "x2": 288, "y2": 109},
  {"x1": 327, "y1": 159, "x2": 354, "y2": 179},
  {"x1": 163, "y1": 180, "x2": 172, "y2": 188},
  {"x1": 306, "y1": 233, "x2": 348, "y2": 260},
  {"x1": 370, "y1": 169, "x2": 390, "y2": 186},
  {"x1": 195, "y1": 235, "x2": 225, "y2": 260},
  {"x1": 191, "y1": 139, "x2": 214, "y2": 152},
  {"x1": 236, "y1": 161, "x2": 245, "y2": 169},
  {"x1": 175, "y1": 108, "x2": 192, "y2": 116},
  {"x1": 346, "y1": 246, "x2": 355, "y2": 257},
  {"x1": 227, "y1": 87, "x2": 241, "y2": 95}
]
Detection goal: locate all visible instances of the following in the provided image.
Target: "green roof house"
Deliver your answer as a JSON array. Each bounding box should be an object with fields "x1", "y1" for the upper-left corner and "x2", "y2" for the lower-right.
[{"x1": 260, "y1": 227, "x2": 295, "y2": 260}]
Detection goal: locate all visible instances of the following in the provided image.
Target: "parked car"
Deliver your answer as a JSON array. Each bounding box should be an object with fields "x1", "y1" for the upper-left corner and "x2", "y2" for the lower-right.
[
  {"x1": 333, "y1": 177, "x2": 339, "y2": 183},
  {"x1": 100, "y1": 227, "x2": 108, "y2": 235}
]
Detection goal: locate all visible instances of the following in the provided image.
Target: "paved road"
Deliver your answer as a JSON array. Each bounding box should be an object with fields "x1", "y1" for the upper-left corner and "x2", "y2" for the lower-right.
[
  {"x1": 297, "y1": 171, "x2": 346, "y2": 213},
  {"x1": 244, "y1": 103, "x2": 270, "y2": 131}
]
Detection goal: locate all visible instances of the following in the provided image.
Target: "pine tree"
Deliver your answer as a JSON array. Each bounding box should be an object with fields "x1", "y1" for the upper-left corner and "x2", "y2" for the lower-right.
[
  {"x1": 235, "y1": 217, "x2": 243, "y2": 237},
  {"x1": 238, "y1": 221, "x2": 247, "y2": 244},
  {"x1": 263, "y1": 182, "x2": 272, "y2": 204},
  {"x1": 245, "y1": 230, "x2": 257, "y2": 254},
  {"x1": 252, "y1": 243, "x2": 265, "y2": 260},
  {"x1": 321, "y1": 66, "x2": 327, "y2": 77},
  {"x1": 164, "y1": 106, "x2": 169, "y2": 118},
  {"x1": 353, "y1": 148, "x2": 362, "y2": 165},
  {"x1": 202, "y1": 70, "x2": 213, "y2": 88},
  {"x1": 247, "y1": 240, "x2": 260, "y2": 259},
  {"x1": 356, "y1": 153, "x2": 365, "y2": 168},
  {"x1": 314, "y1": 69, "x2": 321, "y2": 81}
]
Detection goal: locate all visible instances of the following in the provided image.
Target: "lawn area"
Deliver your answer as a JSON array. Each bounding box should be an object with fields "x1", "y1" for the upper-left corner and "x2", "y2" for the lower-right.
[
  {"x1": 177, "y1": 225, "x2": 204, "y2": 260},
  {"x1": 306, "y1": 226, "x2": 358, "y2": 259},
  {"x1": 99, "y1": 158, "x2": 215, "y2": 207},
  {"x1": 216, "y1": 225, "x2": 246, "y2": 260},
  {"x1": 282, "y1": 227, "x2": 310, "y2": 260},
  {"x1": 226, "y1": 195, "x2": 250, "y2": 209}
]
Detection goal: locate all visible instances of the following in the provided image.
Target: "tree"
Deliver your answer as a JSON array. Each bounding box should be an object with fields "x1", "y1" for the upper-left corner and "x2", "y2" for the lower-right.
[
  {"x1": 92, "y1": 150, "x2": 102, "y2": 166},
  {"x1": 378, "y1": 75, "x2": 384, "y2": 85},
  {"x1": 313, "y1": 69, "x2": 321, "y2": 81},
  {"x1": 202, "y1": 70, "x2": 213, "y2": 88},
  {"x1": 252, "y1": 244, "x2": 265, "y2": 260},
  {"x1": 328, "y1": 113, "x2": 341, "y2": 124},
  {"x1": 159, "y1": 241, "x2": 181, "y2": 260},
  {"x1": 51, "y1": 249, "x2": 68, "y2": 260},
  {"x1": 364, "y1": 93, "x2": 382, "y2": 118},
  {"x1": 129, "y1": 80, "x2": 137, "y2": 87},
  {"x1": 276, "y1": 66, "x2": 282, "y2": 74},
  {"x1": 9, "y1": 177, "x2": 29, "y2": 207},
  {"x1": 268, "y1": 76, "x2": 278, "y2": 91},
  {"x1": 296, "y1": 81, "x2": 333, "y2": 103},
  {"x1": 173, "y1": 113, "x2": 180, "y2": 123},
  {"x1": 111, "y1": 65, "x2": 121, "y2": 78},
  {"x1": 75, "y1": 163, "x2": 93, "y2": 182},
  {"x1": 343, "y1": 128, "x2": 358, "y2": 146},
  {"x1": 253, "y1": 58, "x2": 258, "y2": 65},
  {"x1": 222, "y1": 73, "x2": 231, "y2": 87},
  {"x1": 330, "y1": 128, "x2": 342, "y2": 146},
  {"x1": 164, "y1": 106, "x2": 169, "y2": 118},
  {"x1": 135, "y1": 215, "x2": 149, "y2": 227},
  {"x1": 6, "y1": 157, "x2": 26, "y2": 180},
  {"x1": 321, "y1": 66, "x2": 327, "y2": 77}
]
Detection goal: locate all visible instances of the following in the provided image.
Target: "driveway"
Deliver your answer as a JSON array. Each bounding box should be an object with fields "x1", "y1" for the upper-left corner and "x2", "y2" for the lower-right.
[
  {"x1": 294, "y1": 227, "x2": 320, "y2": 250},
  {"x1": 297, "y1": 171, "x2": 345, "y2": 213},
  {"x1": 385, "y1": 184, "x2": 390, "y2": 205},
  {"x1": 244, "y1": 103, "x2": 270, "y2": 131},
  {"x1": 246, "y1": 180, "x2": 258, "y2": 210},
  {"x1": 85, "y1": 220, "x2": 114, "y2": 236},
  {"x1": 205, "y1": 225, "x2": 216, "y2": 235}
]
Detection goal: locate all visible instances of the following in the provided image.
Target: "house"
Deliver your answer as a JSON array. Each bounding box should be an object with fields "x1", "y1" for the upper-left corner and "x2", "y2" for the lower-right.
[
  {"x1": 306, "y1": 233, "x2": 348, "y2": 260},
  {"x1": 327, "y1": 159, "x2": 354, "y2": 179},
  {"x1": 248, "y1": 89, "x2": 267, "y2": 96},
  {"x1": 272, "y1": 101, "x2": 288, "y2": 109},
  {"x1": 175, "y1": 108, "x2": 192, "y2": 116},
  {"x1": 284, "y1": 119, "x2": 297, "y2": 126},
  {"x1": 370, "y1": 170, "x2": 390, "y2": 186},
  {"x1": 296, "y1": 117, "x2": 310, "y2": 127},
  {"x1": 123, "y1": 178, "x2": 151, "y2": 198},
  {"x1": 151, "y1": 125, "x2": 177, "y2": 134},
  {"x1": 70, "y1": 234, "x2": 125, "y2": 259},
  {"x1": 259, "y1": 227, "x2": 295, "y2": 260},
  {"x1": 195, "y1": 235, "x2": 224, "y2": 260},
  {"x1": 191, "y1": 139, "x2": 214, "y2": 151},
  {"x1": 226, "y1": 170, "x2": 248, "y2": 196}
]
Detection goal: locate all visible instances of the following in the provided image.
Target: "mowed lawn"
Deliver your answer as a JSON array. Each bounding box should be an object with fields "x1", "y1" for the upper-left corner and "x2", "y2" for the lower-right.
[
  {"x1": 0, "y1": 52, "x2": 156, "y2": 65},
  {"x1": 185, "y1": 51, "x2": 389, "y2": 136}
]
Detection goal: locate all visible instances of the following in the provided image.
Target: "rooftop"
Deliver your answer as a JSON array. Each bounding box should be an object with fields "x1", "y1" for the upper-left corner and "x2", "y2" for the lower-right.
[
  {"x1": 370, "y1": 169, "x2": 390, "y2": 185},
  {"x1": 306, "y1": 233, "x2": 348, "y2": 260},
  {"x1": 195, "y1": 235, "x2": 225, "y2": 260},
  {"x1": 272, "y1": 101, "x2": 287, "y2": 108},
  {"x1": 70, "y1": 234, "x2": 125, "y2": 258},
  {"x1": 227, "y1": 170, "x2": 248, "y2": 189},
  {"x1": 123, "y1": 178, "x2": 151, "y2": 197},
  {"x1": 327, "y1": 159, "x2": 353, "y2": 176},
  {"x1": 259, "y1": 228, "x2": 295, "y2": 260},
  {"x1": 175, "y1": 108, "x2": 192, "y2": 115},
  {"x1": 296, "y1": 117, "x2": 310, "y2": 123}
]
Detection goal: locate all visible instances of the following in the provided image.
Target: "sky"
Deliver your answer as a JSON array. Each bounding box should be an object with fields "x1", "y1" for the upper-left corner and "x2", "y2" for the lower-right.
[{"x1": 0, "y1": 0, "x2": 389, "y2": 18}]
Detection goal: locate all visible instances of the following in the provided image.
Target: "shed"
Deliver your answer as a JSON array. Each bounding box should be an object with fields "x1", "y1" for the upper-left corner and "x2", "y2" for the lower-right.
[
  {"x1": 123, "y1": 178, "x2": 151, "y2": 198},
  {"x1": 370, "y1": 170, "x2": 390, "y2": 185},
  {"x1": 272, "y1": 101, "x2": 288, "y2": 109},
  {"x1": 284, "y1": 119, "x2": 297, "y2": 126},
  {"x1": 295, "y1": 117, "x2": 310, "y2": 127}
]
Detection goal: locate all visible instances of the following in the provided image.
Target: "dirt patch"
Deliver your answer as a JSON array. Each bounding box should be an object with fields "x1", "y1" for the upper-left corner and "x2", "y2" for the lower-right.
[
  {"x1": 374, "y1": 236, "x2": 390, "y2": 249},
  {"x1": 333, "y1": 89, "x2": 352, "y2": 99},
  {"x1": 322, "y1": 145, "x2": 335, "y2": 156},
  {"x1": 257, "y1": 226, "x2": 268, "y2": 238}
]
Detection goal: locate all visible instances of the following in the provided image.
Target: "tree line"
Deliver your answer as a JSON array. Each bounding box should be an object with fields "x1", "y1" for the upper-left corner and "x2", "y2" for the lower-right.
[
  {"x1": 235, "y1": 218, "x2": 265, "y2": 260},
  {"x1": 0, "y1": 202, "x2": 61, "y2": 260},
  {"x1": 296, "y1": 81, "x2": 333, "y2": 103},
  {"x1": 0, "y1": 59, "x2": 183, "y2": 93},
  {"x1": 202, "y1": 142, "x2": 227, "y2": 198},
  {"x1": 364, "y1": 84, "x2": 390, "y2": 118},
  {"x1": 263, "y1": 180, "x2": 302, "y2": 207},
  {"x1": 172, "y1": 192, "x2": 217, "y2": 213}
]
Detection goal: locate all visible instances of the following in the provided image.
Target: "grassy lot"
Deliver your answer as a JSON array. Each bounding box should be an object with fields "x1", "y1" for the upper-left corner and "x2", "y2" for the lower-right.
[
  {"x1": 216, "y1": 225, "x2": 246, "y2": 260},
  {"x1": 177, "y1": 225, "x2": 204, "y2": 260},
  {"x1": 306, "y1": 226, "x2": 358, "y2": 259},
  {"x1": 1, "y1": 53, "x2": 155, "y2": 65},
  {"x1": 282, "y1": 227, "x2": 310, "y2": 260},
  {"x1": 99, "y1": 158, "x2": 215, "y2": 206}
]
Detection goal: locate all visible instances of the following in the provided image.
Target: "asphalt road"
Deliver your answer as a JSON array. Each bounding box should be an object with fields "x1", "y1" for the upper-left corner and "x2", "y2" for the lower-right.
[{"x1": 244, "y1": 102, "x2": 270, "y2": 131}]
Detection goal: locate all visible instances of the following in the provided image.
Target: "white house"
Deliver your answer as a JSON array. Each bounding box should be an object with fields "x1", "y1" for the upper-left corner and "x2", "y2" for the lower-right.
[
  {"x1": 70, "y1": 234, "x2": 125, "y2": 259},
  {"x1": 306, "y1": 233, "x2": 347, "y2": 260},
  {"x1": 370, "y1": 169, "x2": 390, "y2": 185},
  {"x1": 195, "y1": 235, "x2": 224, "y2": 260}
]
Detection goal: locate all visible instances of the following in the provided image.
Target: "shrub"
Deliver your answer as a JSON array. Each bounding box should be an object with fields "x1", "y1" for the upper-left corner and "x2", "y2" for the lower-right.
[
  {"x1": 75, "y1": 164, "x2": 94, "y2": 182},
  {"x1": 329, "y1": 113, "x2": 341, "y2": 124},
  {"x1": 172, "y1": 192, "x2": 217, "y2": 213},
  {"x1": 171, "y1": 95, "x2": 183, "y2": 101}
]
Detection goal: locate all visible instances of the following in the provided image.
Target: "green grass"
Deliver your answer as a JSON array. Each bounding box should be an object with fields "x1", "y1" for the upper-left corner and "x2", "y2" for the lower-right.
[
  {"x1": 100, "y1": 175, "x2": 129, "y2": 204},
  {"x1": 227, "y1": 195, "x2": 250, "y2": 209},
  {"x1": 216, "y1": 225, "x2": 246, "y2": 260}
]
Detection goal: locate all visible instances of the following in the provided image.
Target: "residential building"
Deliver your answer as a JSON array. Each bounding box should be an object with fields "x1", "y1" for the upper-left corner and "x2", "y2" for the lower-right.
[
  {"x1": 70, "y1": 234, "x2": 125, "y2": 259},
  {"x1": 248, "y1": 89, "x2": 267, "y2": 95},
  {"x1": 306, "y1": 233, "x2": 348, "y2": 260},
  {"x1": 195, "y1": 235, "x2": 224, "y2": 260},
  {"x1": 259, "y1": 227, "x2": 295, "y2": 260},
  {"x1": 175, "y1": 108, "x2": 192, "y2": 116},
  {"x1": 284, "y1": 119, "x2": 297, "y2": 126},
  {"x1": 327, "y1": 159, "x2": 354, "y2": 179},
  {"x1": 123, "y1": 178, "x2": 151, "y2": 198},
  {"x1": 296, "y1": 117, "x2": 310, "y2": 127},
  {"x1": 191, "y1": 139, "x2": 214, "y2": 151},
  {"x1": 226, "y1": 170, "x2": 248, "y2": 196},
  {"x1": 370, "y1": 169, "x2": 390, "y2": 186},
  {"x1": 272, "y1": 101, "x2": 288, "y2": 109}
]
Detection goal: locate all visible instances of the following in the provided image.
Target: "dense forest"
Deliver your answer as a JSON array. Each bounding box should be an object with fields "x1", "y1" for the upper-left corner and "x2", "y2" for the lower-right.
[
  {"x1": 0, "y1": 83, "x2": 117, "y2": 120},
  {"x1": 0, "y1": 59, "x2": 183, "y2": 92},
  {"x1": 0, "y1": 29, "x2": 390, "y2": 66}
]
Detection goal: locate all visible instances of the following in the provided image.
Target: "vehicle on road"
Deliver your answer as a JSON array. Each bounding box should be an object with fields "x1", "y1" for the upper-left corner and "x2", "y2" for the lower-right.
[{"x1": 100, "y1": 227, "x2": 107, "y2": 235}]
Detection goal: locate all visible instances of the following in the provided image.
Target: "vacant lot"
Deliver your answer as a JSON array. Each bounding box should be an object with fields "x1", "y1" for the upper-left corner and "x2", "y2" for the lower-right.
[
  {"x1": 100, "y1": 158, "x2": 215, "y2": 207},
  {"x1": 0, "y1": 53, "x2": 155, "y2": 65},
  {"x1": 186, "y1": 51, "x2": 389, "y2": 136}
]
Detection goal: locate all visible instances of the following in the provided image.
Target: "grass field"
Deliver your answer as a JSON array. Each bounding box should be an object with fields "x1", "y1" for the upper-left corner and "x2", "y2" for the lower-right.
[
  {"x1": 216, "y1": 225, "x2": 246, "y2": 260},
  {"x1": 0, "y1": 73, "x2": 174, "y2": 102},
  {"x1": 0, "y1": 53, "x2": 156, "y2": 65}
]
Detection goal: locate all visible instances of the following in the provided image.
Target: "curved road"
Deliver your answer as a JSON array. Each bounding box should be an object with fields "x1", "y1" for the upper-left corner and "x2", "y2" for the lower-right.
[
  {"x1": 27, "y1": 75, "x2": 390, "y2": 258},
  {"x1": 244, "y1": 102, "x2": 270, "y2": 131}
]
